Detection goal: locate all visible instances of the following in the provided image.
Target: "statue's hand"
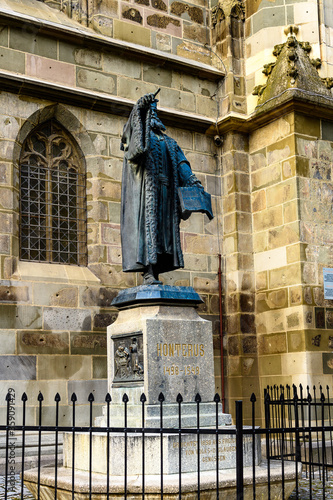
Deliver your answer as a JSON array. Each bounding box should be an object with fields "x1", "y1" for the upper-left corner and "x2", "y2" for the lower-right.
[
  {"x1": 137, "y1": 93, "x2": 156, "y2": 109},
  {"x1": 186, "y1": 174, "x2": 204, "y2": 191}
]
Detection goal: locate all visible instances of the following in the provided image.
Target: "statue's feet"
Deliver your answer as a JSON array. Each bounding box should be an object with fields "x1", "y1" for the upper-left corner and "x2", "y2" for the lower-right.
[{"x1": 142, "y1": 270, "x2": 162, "y2": 285}]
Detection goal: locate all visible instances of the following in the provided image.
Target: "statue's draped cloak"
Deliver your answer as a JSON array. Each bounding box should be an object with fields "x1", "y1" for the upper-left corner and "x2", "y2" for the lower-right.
[{"x1": 121, "y1": 103, "x2": 193, "y2": 274}]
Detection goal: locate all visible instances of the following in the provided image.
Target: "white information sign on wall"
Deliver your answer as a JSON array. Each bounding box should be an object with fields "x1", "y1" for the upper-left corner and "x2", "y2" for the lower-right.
[{"x1": 323, "y1": 268, "x2": 333, "y2": 299}]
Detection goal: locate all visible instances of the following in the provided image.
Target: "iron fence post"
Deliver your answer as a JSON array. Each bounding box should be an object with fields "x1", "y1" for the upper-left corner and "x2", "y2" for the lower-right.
[{"x1": 235, "y1": 400, "x2": 244, "y2": 499}]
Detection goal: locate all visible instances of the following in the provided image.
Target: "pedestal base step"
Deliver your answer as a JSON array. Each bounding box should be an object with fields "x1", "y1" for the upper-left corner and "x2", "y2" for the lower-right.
[
  {"x1": 95, "y1": 402, "x2": 232, "y2": 428},
  {"x1": 23, "y1": 460, "x2": 301, "y2": 500},
  {"x1": 62, "y1": 430, "x2": 261, "y2": 475}
]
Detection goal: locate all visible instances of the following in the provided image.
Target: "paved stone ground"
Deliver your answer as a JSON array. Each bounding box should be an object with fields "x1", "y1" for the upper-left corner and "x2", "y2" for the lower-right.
[
  {"x1": 0, "y1": 475, "x2": 34, "y2": 499},
  {"x1": 289, "y1": 470, "x2": 333, "y2": 499}
]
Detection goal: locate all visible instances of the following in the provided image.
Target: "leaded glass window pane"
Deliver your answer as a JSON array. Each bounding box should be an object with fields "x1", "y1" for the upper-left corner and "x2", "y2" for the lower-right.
[{"x1": 19, "y1": 120, "x2": 87, "y2": 266}]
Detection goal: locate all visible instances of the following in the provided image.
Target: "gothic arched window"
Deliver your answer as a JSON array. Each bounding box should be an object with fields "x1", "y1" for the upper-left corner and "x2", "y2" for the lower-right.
[{"x1": 19, "y1": 120, "x2": 87, "y2": 266}]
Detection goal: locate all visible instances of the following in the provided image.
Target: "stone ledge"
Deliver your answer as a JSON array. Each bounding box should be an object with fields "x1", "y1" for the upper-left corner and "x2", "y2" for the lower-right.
[
  {"x1": 0, "y1": 70, "x2": 216, "y2": 133},
  {"x1": 0, "y1": 7, "x2": 223, "y2": 81},
  {"x1": 12, "y1": 261, "x2": 100, "y2": 285},
  {"x1": 23, "y1": 460, "x2": 300, "y2": 496}
]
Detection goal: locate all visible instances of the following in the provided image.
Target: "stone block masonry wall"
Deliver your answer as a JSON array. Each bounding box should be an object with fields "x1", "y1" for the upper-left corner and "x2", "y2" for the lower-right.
[
  {"x1": 0, "y1": 88, "x2": 222, "y2": 421},
  {"x1": 250, "y1": 112, "x2": 333, "y2": 396},
  {"x1": 37, "y1": 0, "x2": 212, "y2": 64},
  {"x1": 296, "y1": 116, "x2": 333, "y2": 385},
  {"x1": 0, "y1": 21, "x2": 218, "y2": 118},
  {"x1": 221, "y1": 131, "x2": 260, "y2": 424}
]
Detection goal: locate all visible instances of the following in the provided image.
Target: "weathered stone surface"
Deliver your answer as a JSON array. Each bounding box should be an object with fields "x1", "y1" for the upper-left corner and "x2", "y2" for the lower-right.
[
  {"x1": 258, "y1": 333, "x2": 287, "y2": 355},
  {"x1": 17, "y1": 331, "x2": 69, "y2": 354},
  {"x1": 122, "y1": 7, "x2": 143, "y2": 24},
  {"x1": 10, "y1": 28, "x2": 57, "y2": 59},
  {"x1": 0, "y1": 305, "x2": 42, "y2": 329},
  {"x1": 43, "y1": 308, "x2": 92, "y2": 331},
  {"x1": 184, "y1": 233, "x2": 218, "y2": 254},
  {"x1": 67, "y1": 379, "x2": 108, "y2": 403},
  {"x1": 37, "y1": 355, "x2": 92, "y2": 380},
  {"x1": 170, "y1": 2, "x2": 203, "y2": 23},
  {"x1": 81, "y1": 287, "x2": 118, "y2": 307},
  {"x1": 70, "y1": 333, "x2": 107, "y2": 355},
  {"x1": 269, "y1": 264, "x2": 301, "y2": 289},
  {"x1": 103, "y1": 53, "x2": 141, "y2": 79},
  {"x1": 253, "y1": 206, "x2": 283, "y2": 232},
  {"x1": 88, "y1": 264, "x2": 136, "y2": 287},
  {"x1": 93, "y1": 357, "x2": 108, "y2": 379},
  {"x1": 184, "y1": 23, "x2": 207, "y2": 44},
  {"x1": 93, "y1": 311, "x2": 118, "y2": 331},
  {"x1": 0, "y1": 355, "x2": 36, "y2": 380},
  {"x1": 26, "y1": 55, "x2": 75, "y2": 85},
  {"x1": 0, "y1": 285, "x2": 29, "y2": 302},
  {"x1": 0, "y1": 330, "x2": 15, "y2": 354},
  {"x1": 113, "y1": 20, "x2": 151, "y2": 46},
  {"x1": 227, "y1": 335, "x2": 240, "y2": 356},
  {"x1": 49, "y1": 287, "x2": 78, "y2": 308},
  {"x1": 176, "y1": 41, "x2": 211, "y2": 64},
  {"x1": 77, "y1": 68, "x2": 117, "y2": 94},
  {"x1": 0, "y1": 213, "x2": 13, "y2": 233},
  {"x1": 0, "y1": 47, "x2": 25, "y2": 73}
]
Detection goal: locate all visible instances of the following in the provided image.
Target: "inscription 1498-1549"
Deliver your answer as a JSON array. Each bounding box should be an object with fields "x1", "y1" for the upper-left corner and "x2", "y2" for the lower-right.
[{"x1": 113, "y1": 333, "x2": 144, "y2": 383}]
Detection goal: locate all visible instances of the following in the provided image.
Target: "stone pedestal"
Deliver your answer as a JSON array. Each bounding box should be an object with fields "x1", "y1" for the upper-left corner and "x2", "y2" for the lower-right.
[{"x1": 96, "y1": 285, "x2": 226, "y2": 427}]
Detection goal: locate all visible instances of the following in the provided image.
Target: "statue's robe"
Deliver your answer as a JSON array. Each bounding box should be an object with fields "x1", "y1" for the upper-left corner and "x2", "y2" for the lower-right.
[{"x1": 120, "y1": 103, "x2": 194, "y2": 275}]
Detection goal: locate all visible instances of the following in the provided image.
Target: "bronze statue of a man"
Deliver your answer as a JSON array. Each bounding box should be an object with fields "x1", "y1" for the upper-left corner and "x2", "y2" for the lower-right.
[{"x1": 120, "y1": 91, "x2": 212, "y2": 285}]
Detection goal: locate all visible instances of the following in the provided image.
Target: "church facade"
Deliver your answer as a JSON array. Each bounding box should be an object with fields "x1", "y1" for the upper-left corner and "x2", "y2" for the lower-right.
[{"x1": 0, "y1": 0, "x2": 332, "y2": 423}]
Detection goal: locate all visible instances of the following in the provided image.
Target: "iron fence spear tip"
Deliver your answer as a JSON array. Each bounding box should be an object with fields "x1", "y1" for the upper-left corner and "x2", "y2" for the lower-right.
[
  {"x1": 105, "y1": 393, "x2": 111, "y2": 402},
  {"x1": 176, "y1": 393, "x2": 183, "y2": 403},
  {"x1": 140, "y1": 393, "x2": 146, "y2": 402},
  {"x1": 195, "y1": 393, "x2": 201, "y2": 403},
  {"x1": 88, "y1": 393, "x2": 94, "y2": 402}
]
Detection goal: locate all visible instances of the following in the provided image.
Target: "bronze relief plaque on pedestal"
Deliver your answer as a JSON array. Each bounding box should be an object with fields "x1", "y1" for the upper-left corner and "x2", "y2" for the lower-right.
[{"x1": 112, "y1": 332, "x2": 144, "y2": 383}]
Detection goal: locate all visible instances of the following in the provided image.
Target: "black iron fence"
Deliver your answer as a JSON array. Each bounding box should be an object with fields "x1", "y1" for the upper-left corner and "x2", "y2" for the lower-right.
[
  {"x1": 0, "y1": 386, "x2": 332, "y2": 499},
  {"x1": 265, "y1": 383, "x2": 333, "y2": 499}
]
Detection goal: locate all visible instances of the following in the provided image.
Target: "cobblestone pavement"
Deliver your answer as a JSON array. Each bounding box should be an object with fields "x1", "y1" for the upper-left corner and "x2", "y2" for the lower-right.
[
  {"x1": 0, "y1": 475, "x2": 34, "y2": 499},
  {"x1": 289, "y1": 471, "x2": 333, "y2": 499}
]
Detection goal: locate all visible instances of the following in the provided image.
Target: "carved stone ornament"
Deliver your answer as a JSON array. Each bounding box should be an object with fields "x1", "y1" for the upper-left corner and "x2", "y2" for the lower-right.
[
  {"x1": 211, "y1": 0, "x2": 244, "y2": 26},
  {"x1": 252, "y1": 25, "x2": 332, "y2": 106},
  {"x1": 230, "y1": 0, "x2": 245, "y2": 20},
  {"x1": 211, "y1": 5, "x2": 225, "y2": 28},
  {"x1": 113, "y1": 333, "x2": 144, "y2": 383},
  {"x1": 322, "y1": 77, "x2": 333, "y2": 90},
  {"x1": 312, "y1": 334, "x2": 321, "y2": 347}
]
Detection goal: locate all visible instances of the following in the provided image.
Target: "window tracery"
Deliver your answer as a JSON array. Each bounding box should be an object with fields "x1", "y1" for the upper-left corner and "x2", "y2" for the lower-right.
[{"x1": 19, "y1": 120, "x2": 87, "y2": 266}]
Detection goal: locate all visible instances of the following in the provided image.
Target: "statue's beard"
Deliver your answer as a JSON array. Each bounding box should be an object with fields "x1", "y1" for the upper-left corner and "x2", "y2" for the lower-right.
[{"x1": 151, "y1": 116, "x2": 166, "y2": 132}]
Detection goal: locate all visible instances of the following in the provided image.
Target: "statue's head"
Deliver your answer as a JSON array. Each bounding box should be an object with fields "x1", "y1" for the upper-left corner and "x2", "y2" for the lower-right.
[{"x1": 150, "y1": 100, "x2": 166, "y2": 132}]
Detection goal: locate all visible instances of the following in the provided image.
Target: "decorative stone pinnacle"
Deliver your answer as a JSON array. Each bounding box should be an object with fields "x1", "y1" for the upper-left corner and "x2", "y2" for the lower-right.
[
  {"x1": 284, "y1": 25, "x2": 299, "y2": 38},
  {"x1": 252, "y1": 28, "x2": 331, "y2": 107}
]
